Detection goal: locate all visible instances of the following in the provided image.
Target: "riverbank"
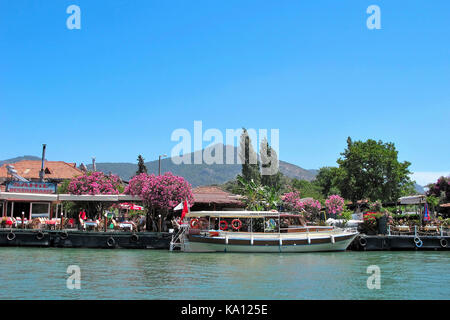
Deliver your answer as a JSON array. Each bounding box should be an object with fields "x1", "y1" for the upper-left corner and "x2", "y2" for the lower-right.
[{"x1": 0, "y1": 247, "x2": 448, "y2": 299}]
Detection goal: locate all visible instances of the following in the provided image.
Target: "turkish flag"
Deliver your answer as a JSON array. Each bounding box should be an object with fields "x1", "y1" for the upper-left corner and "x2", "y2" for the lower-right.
[{"x1": 180, "y1": 199, "x2": 189, "y2": 221}]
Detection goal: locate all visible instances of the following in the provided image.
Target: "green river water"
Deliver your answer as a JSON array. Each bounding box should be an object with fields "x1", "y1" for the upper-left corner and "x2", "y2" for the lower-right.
[{"x1": 0, "y1": 248, "x2": 448, "y2": 300}]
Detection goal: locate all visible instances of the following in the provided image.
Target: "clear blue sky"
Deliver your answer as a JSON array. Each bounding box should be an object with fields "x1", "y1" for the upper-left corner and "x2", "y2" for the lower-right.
[{"x1": 1, "y1": 1, "x2": 449, "y2": 184}]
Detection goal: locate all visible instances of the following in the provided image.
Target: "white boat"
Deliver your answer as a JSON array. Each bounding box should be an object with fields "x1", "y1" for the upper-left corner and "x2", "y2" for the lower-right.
[{"x1": 171, "y1": 211, "x2": 358, "y2": 253}]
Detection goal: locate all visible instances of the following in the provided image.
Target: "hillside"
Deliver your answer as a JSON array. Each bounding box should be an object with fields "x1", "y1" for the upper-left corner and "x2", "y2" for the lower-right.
[
  {"x1": 0, "y1": 155, "x2": 41, "y2": 166},
  {"x1": 0, "y1": 150, "x2": 426, "y2": 192},
  {"x1": 86, "y1": 144, "x2": 317, "y2": 186}
]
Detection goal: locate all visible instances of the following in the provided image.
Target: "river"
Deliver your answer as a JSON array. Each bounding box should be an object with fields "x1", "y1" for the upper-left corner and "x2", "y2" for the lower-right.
[{"x1": 0, "y1": 248, "x2": 448, "y2": 299}]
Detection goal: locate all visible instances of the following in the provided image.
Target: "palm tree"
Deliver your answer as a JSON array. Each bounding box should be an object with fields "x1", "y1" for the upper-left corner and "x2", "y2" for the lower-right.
[{"x1": 236, "y1": 175, "x2": 281, "y2": 211}]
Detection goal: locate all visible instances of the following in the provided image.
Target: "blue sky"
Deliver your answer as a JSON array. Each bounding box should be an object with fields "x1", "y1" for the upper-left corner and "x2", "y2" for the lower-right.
[{"x1": 1, "y1": 1, "x2": 449, "y2": 185}]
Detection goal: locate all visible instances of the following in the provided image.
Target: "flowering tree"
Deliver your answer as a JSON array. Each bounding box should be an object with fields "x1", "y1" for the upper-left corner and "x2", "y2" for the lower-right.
[
  {"x1": 282, "y1": 191, "x2": 303, "y2": 212},
  {"x1": 125, "y1": 172, "x2": 194, "y2": 230},
  {"x1": 427, "y1": 176, "x2": 450, "y2": 203},
  {"x1": 282, "y1": 191, "x2": 322, "y2": 218},
  {"x1": 66, "y1": 172, "x2": 124, "y2": 219},
  {"x1": 68, "y1": 171, "x2": 123, "y2": 195},
  {"x1": 301, "y1": 198, "x2": 322, "y2": 217},
  {"x1": 325, "y1": 195, "x2": 345, "y2": 215}
]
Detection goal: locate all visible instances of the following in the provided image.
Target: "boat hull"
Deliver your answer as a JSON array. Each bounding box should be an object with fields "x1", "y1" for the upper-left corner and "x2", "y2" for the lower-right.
[{"x1": 184, "y1": 232, "x2": 358, "y2": 253}]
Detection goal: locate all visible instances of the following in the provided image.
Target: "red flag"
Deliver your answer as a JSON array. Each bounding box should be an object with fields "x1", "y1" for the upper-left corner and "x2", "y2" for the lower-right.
[{"x1": 180, "y1": 199, "x2": 189, "y2": 221}]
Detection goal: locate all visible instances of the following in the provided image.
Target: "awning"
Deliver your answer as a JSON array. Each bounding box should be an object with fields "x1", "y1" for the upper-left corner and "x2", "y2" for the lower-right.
[
  {"x1": 398, "y1": 195, "x2": 426, "y2": 205},
  {"x1": 0, "y1": 192, "x2": 143, "y2": 203},
  {"x1": 186, "y1": 210, "x2": 281, "y2": 218},
  {"x1": 0, "y1": 192, "x2": 58, "y2": 202}
]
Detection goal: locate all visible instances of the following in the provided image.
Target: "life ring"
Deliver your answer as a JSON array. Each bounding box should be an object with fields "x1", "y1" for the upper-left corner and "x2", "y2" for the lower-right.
[
  {"x1": 36, "y1": 231, "x2": 45, "y2": 240},
  {"x1": 130, "y1": 233, "x2": 139, "y2": 243},
  {"x1": 7, "y1": 232, "x2": 16, "y2": 241},
  {"x1": 60, "y1": 231, "x2": 68, "y2": 240},
  {"x1": 219, "y1": 220, "x2": 228, "y2": 231},
  {"x1": 190, "y1": 219, "x2": 200, "y2": 229},
  {"x1": 440, "y1": 238, "x2": 447, "y2": 248},
  {"x1": 359, "y1": 237, "x2": 367, "y2": 247},
  {"x1": 107, "y1": 237, "x2": 116, "y2": 247},
  {"x1": 414, "y1": 236, "x2": 421, "y2": 244},
  {"x1": 415, "y1": 239, "x2": 423, "y2": 248},
  {"x1": 231, "y1": 219, "x2": 242, "y2": 231}
]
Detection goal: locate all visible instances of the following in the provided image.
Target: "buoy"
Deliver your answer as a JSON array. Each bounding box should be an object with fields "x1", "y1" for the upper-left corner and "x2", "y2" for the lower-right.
[
  {"x1": 219, "y1": 220, "x2": 228, "y2": 231},
  {"x1": 107, "y1": 237, "x2": 116, "y2": 247},
  {"x1": 231, "y1": 219, "x2": 242, "y2": 231},
  {"x1": 190, "y1": 219, "x2": 200, "y2": 229},
  {"x1": 130, "y1": 233, "x2": 139, "y2": 242},
  {"x1": 60, "y1": 231, "x2": 68, "y2": 240},
  {"x1": 7, "y1": 232, "x2": 15, "y2": 241},
  {"x1": 440, "y1": 238, "x2": 447, "y2": 248},
  {"x1": 36, "y1": 231, "x2": 45, "y2": 240},
  {"x1": 359, "y1": 237, "x2": 367, "y2": 247}
]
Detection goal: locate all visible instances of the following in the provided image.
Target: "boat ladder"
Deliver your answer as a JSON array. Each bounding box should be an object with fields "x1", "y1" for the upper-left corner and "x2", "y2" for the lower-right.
[{"x1": 170, "y1": 225, "x2": 187, "y2": 251}]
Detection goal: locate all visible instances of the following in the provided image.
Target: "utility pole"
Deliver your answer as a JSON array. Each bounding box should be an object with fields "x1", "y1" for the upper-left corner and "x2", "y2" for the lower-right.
[
  {"x1": 158, "y1": 154, "x2": 167, "y2": 176},
  {"x1": 39, "y1": 144, "x2": 47, "y2": 182}
]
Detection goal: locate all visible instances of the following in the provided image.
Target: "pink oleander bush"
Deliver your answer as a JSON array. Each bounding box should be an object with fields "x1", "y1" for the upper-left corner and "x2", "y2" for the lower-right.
[
  {"x1": 68, "y1": 172, "x2": 123, "y2": 195},
  {"x1": 325, "y1": 195, "x2": 345, "y2": 214},
  {"x1": 125, "y1": 172, "x2": 194, "y2": 211},
  {"x1": 282, "y1": 191, "x2": 321, "y2": 217},
  {"x1": 301, "y1": 198, "x2": 322, "y2": 216},
  {"x1": 282, "y1": 191, "x2": 303, "y2": 212}
]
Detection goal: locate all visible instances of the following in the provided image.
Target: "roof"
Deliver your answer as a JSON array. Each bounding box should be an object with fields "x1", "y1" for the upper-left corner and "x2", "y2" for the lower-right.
[
  {"x1": 192, "y1": 186, "x2": 244, "y2": 205},
  {"x1": 0, "y1": 160, "x2": 83, "y2": 181},
  {"x1": 398, "y1": 195, "x2": 426, "y2": 205},
  {"x1": 0, "y1": 192, "x2": 141, "y2": 202},
  {"x1": 187, "y1": 210, "x2": 280, "y2": 218}
]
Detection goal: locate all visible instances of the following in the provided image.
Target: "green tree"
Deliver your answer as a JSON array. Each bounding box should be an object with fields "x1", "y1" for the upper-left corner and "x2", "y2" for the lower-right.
[
  {"x1": 136, "y1": 155, "x2": 148, "y2": 175},
  {"x1": 239, "y1": 128, "x2": 261, "y2": 184},
  {"x1": 260, "y1": 137, "x2": 283, "y2": 189},
  {"x1": 314, "y1": 166, "x2": 344, "y2": 197},
  {"x1": 337, "y1": 137, "x2": 413, "y2": 203},
  {"x1": 291, "y1": 179, "x2": 324, "y2": 201}
]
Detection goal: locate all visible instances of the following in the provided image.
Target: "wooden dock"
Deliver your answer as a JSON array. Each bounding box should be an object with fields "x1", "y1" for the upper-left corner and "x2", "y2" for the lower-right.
[
  {"x1": 350, "y1": 234, "x2": 450, "y2": 251},
  {"x1": 0, "y1": 229, "x2": 171, "y2": 249}
]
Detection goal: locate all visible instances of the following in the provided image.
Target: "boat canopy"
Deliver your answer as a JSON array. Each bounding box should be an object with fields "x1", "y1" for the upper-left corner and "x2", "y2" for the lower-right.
[{"x1": 186, "y1": 211, "x2": 303, "y2": 218}]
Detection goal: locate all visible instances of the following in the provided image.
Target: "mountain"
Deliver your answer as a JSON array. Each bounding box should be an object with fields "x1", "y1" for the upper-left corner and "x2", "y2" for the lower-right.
[
  {"x1": 414, "y1": 183, "x2": 425, "y2": 194},
  {"x1": 86, "y1": 144, "x2": 317, "y2": 186},
  {"x1": 1, "y1": 150, "x2": 426, "y2": 192},
  {"x1": 0, "y1": 155, "x2": 41, "y2": 166}
]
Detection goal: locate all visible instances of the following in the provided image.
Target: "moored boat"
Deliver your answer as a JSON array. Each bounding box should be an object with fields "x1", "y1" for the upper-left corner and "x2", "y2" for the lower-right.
[{"x1": 171, "y1": 211, "x2": 358, "y2": 253}]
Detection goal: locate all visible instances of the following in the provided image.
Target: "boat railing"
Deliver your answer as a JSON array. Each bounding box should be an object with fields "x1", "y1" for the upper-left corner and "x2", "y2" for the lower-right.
[{"x1": 170, "y1": 224, "x2": 188, "y2": 251}]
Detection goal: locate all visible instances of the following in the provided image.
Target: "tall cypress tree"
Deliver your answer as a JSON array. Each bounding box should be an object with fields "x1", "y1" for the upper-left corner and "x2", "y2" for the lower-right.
[
  {"x1": 260, "y1": 137, "x2": 282, "y2": 189},
  {"x1": 239, "y1": 128, "x2": 261, "y2": 183},
  {"x1": 136, "y1": 155, "x2": 148, "y2": 175}
]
